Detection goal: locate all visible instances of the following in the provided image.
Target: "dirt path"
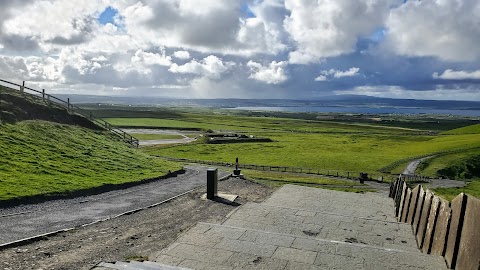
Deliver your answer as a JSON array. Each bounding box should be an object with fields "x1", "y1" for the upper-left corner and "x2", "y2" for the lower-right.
[
  {"x1": 121, "y1": 129, "x2": 197, "y2": 146},
  {"x1": 0, "y1": 166, "x2": 229, "y2": 246},
  {"x1": 0, "y1": 178, "x2": 275, "y2": 270},
  {"x1": 402, "y1": 156, "x2": 433, "y2": 175}
]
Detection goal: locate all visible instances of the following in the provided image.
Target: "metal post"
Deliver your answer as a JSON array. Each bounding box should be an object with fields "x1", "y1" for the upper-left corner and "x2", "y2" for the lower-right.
[{"x1": 207, "y1": 168, "x2": 218, "y2": 200}]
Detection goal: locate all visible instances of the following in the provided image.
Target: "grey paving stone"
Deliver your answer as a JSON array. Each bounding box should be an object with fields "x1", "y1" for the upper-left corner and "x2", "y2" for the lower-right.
[
  {"x1": 284, "y1": 261, "x2": 327, "y2": 270},
  {"x1": 224, "y1": 252, "x2": 288, "y2": 270},
  {"x1": 291, "y1": 237, "x2": 337, "y2": 253},
  {"x1": 151, "y1": 254, "x2": 183, "y2": 266},
  {"x1": 178, "y1": 259, "x2": 233, "y2": 270},
  {"x1": 214, "y1": 238, "x2": 278, "y2": 257},
  {"x1": 238, "y1": 230, "x2": 295, "y2": 247},
  {"x1": 176, "y1": 232, "x2": 224, "y2": 247},
  {"x1": 271, "y1": 246, "x2": 317, "y2": 264},
  {"x1": 165, "y1": 243, "x2": 234, "y2": 264}
]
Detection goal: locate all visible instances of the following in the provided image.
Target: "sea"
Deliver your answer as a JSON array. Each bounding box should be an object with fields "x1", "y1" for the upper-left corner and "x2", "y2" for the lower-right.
[{"x1": 232, "y1": 106, "x2": 480, "y2": 117}]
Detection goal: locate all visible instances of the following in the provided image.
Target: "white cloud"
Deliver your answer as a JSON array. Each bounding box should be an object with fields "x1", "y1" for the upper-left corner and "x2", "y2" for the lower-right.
[
  {"x1": 169, "y1": 55, "x2": 231, "y2": 79},
  {"x1": 433, "y1": 69, "x2": 480, "y2": 80},
  {"x1": 131, "y1": 49, "x2": 172, "y2": 67},
  {"x1": 247, "y1": 60, "x2": 288, "y2": 84},
  {"x1": 173, "y1": 50, "x2": 191, "y2": 60},
  {"x1": 386, "y1": 0, "x2": 480, "y2": 61},
  {"x1": 315, "y1": 67, "x2": 360, "y2": 81},
  {"x1": 284, "y1": 0, "x2": 398, "y2": 64}
]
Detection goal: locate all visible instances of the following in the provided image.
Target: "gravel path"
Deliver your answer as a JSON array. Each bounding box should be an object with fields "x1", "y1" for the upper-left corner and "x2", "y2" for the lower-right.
[
  {"x1": 402, "y1": 156, "x2": 433, "y2": 175},
  {"x1": 0, "y1": 165, "x2": 230, "y2": 246},
  {"x1": 121, "y1": 129, "x2": 197, "y2": 146}
]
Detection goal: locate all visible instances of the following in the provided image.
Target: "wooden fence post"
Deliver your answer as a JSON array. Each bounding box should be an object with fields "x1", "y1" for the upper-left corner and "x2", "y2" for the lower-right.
[
  {"x1": 42, "y1": 89, "x2": 45, "y2": 100},
  {"x1": 20, "y1": 81, "x2": 25, "y2": 94}
]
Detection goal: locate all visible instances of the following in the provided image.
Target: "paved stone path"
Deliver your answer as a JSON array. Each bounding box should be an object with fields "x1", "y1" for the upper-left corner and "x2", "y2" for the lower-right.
[
  {"x1": 100, "y1": 184, "x2": 447, "y2": 269},
  {"x1": 0, "y1": 166, "x2": 230, "y2": 246}
]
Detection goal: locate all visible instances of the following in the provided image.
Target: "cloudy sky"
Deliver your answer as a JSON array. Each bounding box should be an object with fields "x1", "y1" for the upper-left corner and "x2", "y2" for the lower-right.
[{"x1": 0, "y1": 0, "x2": 479, "y2": 100}]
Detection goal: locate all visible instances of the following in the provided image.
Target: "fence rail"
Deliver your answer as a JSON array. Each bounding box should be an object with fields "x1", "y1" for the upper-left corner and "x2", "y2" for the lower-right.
[
  {"x1": 156, "y1": 155, "x2": 398, "y2": 182},
  {"x1": 389, "y1": 176, "x2": 480, "y2": 269},
  {"x1": 0, "y1": 79, "x2": 139, "y2": 148}
]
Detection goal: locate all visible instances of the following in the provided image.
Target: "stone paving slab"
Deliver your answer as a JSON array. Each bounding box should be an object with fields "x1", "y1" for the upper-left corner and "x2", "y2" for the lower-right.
[
  {"x1": 263, "y1": 185, "x2": 396, "y2": 221},
  {"x1": 153, "y1": 222, "x2": 446, "y2": 269},
  {"x1": 103, "y1": 185, "x2": 447, "y2": 270},
  {"x1": 222, "y1": 202, "x2": 418, "y2": 252}
]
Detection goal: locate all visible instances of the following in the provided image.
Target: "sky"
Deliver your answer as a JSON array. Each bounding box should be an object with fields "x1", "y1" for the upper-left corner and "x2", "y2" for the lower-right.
[{"x1": 0, "y1": 0, "x2": 479, "y2": 100}]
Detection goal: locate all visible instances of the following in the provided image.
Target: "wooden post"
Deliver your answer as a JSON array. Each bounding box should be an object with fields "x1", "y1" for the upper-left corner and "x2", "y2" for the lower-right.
[
  {"x1": 42, "y1": 89, "x2": 45, "y2": 100},
  {"x1": 347, "y1": 172, "x2": 350, "y2": 179},
  {"x1": 67, "y1": 98, "x2": 70, "y2": 112},
  {"x1": 20, "y1": 81, "x2": 25, "y2": 94}
]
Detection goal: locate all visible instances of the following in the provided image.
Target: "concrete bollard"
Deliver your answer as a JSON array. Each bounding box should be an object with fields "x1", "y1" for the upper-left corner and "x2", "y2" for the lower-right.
[{"x1": 207, "y1": 168, "x2": 218, "y2": 200}]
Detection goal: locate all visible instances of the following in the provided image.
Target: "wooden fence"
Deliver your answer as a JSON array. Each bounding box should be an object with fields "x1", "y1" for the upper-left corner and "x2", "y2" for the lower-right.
[
  {"x1": 0, "y1": 79, "x2": 139, "y2": 148},
  {"x1": 389, "y1": 176, "x2": 480, "y2": 269},
  {"x1": 157, "y1": 155, "x2": 395, "y2": 182}
]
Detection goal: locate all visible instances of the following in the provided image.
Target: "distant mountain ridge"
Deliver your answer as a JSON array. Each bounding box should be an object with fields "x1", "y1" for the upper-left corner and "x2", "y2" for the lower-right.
[{"x1": 56, "y1": 94, "x2": 480, "y2": 111}]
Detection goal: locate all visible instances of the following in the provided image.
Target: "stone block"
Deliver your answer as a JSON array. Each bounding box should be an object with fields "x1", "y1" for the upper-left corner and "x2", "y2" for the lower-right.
[
  {"x1": 430, "y1": 198, "x2": 451, "y2": 256},
  {"x1": 413, "y1": 186, "x2": 425, "y2": 234},
  {"x1": 456, "y1": 195, "x2": 480, "y2": 270},
  {"x1": 400, "y1": 188, "x2": 412, "y2": 222},
  {"x1": 272, "y1": 246, "x2": 317, "y2": 264},
  {"x1": 422, "y1": 196, "x2": 440, "y2": 254},
  {"x1": 416, "y1": 190, "x2": 433, "y2": 249},
  {"x1": 444, "y1": 193, "x2": 467, "y2": 269},
  {"x1": 407, "y1": 185, "x2": 421, "y2": 225}
]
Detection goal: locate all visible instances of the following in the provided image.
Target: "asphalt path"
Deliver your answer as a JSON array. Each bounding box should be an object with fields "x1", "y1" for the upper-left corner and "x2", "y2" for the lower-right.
[
  {"x1": 0, "y1": 165, "x2": 230, "y2": 245},
  {"x1": 121, "y1": 129, "x2": 197, "y2": 146},
  {"x1": 402, "y1": 156, "x2": 433, "y2": 175}
]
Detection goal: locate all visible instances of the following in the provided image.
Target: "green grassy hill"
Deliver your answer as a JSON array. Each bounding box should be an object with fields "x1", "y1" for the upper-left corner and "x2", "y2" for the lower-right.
[
  {"x1": 442, "y1": 123, "x2": 480, "y2": 135},
  {"x1": 0, "y1": 87, "x2": 180, "y2": 203}
]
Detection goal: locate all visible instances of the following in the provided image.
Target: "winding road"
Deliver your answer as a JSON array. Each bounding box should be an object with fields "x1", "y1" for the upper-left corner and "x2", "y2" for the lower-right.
[{"x1": 0, "y1": 165, "x2": 230, "y2": 246}]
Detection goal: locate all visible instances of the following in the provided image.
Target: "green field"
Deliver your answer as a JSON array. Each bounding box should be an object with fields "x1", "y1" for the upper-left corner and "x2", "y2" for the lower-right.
[
  {"x1": 434, "y1": 181, "x2": 480, "y2": 201},
  {"x1": 0, "y1": 121, "x2": 181, "y2": 201}
]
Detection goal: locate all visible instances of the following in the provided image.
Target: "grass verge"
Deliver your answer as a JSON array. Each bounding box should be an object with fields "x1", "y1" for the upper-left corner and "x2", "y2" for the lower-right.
[{"x1": 0, "y1": 120, "x2": 181, "y2": 202}]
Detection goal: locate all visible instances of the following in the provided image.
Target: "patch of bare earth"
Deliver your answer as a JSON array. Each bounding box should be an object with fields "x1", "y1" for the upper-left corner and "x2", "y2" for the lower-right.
[{"x1": 0, "y1": 178, "x2": 275, "y2": 270}]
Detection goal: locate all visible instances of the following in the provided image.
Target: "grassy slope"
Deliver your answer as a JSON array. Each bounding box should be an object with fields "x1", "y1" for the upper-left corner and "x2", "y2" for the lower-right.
[
  {"x1": 434, "y1": 181, "x2": 480, "y2": 201},
  {"x1": 442, "y1": 123, "x2": 480, "y2": 135},
  {"x1": 0, "y1": 121, "x2": 180, "y2": 201},
  {"x1": 416, "y1": 148, "x2": 480, "y2": 178}
]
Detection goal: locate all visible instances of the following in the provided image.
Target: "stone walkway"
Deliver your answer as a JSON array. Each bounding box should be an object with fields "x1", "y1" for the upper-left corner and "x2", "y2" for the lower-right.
[{"x1": 98, "y1": 185, "x2": 447, "y2": 270}]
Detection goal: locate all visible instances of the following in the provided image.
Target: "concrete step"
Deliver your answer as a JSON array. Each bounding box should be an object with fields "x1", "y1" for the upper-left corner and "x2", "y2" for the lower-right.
[
  {"x1": 223, "y1": 202, "x2": 418, "y2": 252},
  {"x1": 152, "y1": 222, "x2": 446, "y2": 270},
  {"x1": 263, "y1": 184, "x2": 396, "y2": 221},
  {"x1": 96, "y1": 261, "x2": 191, "y2": 270}
]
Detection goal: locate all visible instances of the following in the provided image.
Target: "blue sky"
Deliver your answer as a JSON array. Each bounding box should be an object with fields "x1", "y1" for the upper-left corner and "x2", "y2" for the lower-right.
[{"x1": 0, "y1": 0, "x2": 479, "y2": 100}]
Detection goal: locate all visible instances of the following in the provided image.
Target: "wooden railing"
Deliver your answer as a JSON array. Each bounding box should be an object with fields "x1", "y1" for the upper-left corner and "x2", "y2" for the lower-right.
[
  {"x1": 390, "y1": 176, "x2": 480, "y2": 269},
  {"x1": 0, "y1": 79, "x2": 139, "y2": 148}
]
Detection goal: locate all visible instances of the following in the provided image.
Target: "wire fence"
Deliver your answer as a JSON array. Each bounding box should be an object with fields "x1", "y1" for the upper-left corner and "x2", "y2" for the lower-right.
[
  {"x1": 156, "y1": 155, "x2": 402, "y2": 182},
  {"x1": 0, "y1": 79, "x2": 139, "y2": 148}
]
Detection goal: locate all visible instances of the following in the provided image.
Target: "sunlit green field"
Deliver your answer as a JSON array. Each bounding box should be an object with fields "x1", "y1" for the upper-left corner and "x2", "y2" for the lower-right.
[{"x1": 104, "y1": 114, "x2": 480, "y2": 174}]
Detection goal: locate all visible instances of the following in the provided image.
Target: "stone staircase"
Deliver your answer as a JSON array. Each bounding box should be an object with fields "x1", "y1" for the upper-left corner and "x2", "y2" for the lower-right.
[{"x1": 96, "y1": 184, "x2": 447, "y2": 269}]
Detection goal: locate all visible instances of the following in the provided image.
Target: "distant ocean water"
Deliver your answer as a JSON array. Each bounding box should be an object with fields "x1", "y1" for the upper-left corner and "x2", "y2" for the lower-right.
[{"x1": 232, "y1": 106, "x2": 480, "y2": 117}]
